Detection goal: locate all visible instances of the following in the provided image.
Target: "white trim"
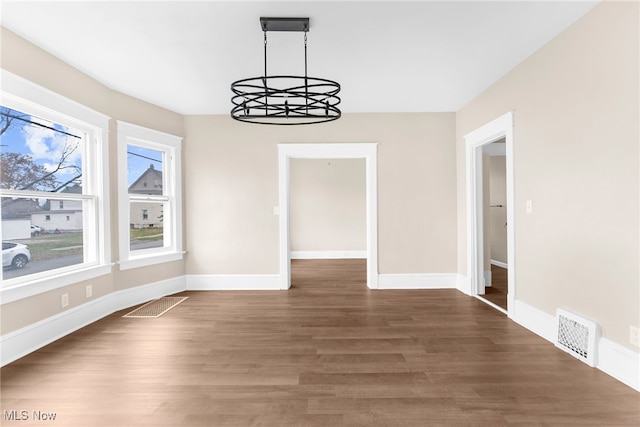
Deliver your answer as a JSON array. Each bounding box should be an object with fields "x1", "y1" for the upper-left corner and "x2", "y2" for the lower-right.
[
  {"x1": 0, "y1": 69, "x2": 111, "y2": 300},
  {"x1": 512, "y1": 299, "x2": 557, "y2": 343},
  {"x1": 290, "y1": 250, "x2": 367, "y2": 259},
  {"x1": 512, "y1": 299, "x2": 640, "y2": 392},
  {"x1": 186, "y1": 274, "x2": 281, "y2": 290},
  {"x1": 116, "y1": 121, "x2": 183, "y2": 269},
  {"x1": 484, "y1": 270, "x2": 492, "y2": 287},
  {"x1": 456, "y1": 274, "x2": 472, "y2": 295},
  {"x1": 378, "y1": 273, "x2": 457, "y2": 290},
  {"x1": 0, "y1": 276, "x2": 185, "y2": 367},
  {"x1": 490, "y1": 259, "x2": 508, "y2": 269},
  {"x1": 0, "y1": 70, "x2": 110, "y2": 129},
  {"x1": 278, "y1": 143, "x2": 378, "y2": 290},
  {"x1": 464, "y1": 112, "x2": 515, "y2": 318},
  {"x1": 474, "y1": 295, "x2": 508, "y2": 315},
  {"x1": 598, "y1": 338, "x2": 640, "y2": 392},
  {"x1": 118, "y1": 252, "x2": 184, "y2": 271},
  {"x1": 1, "y1": 264, "x2": 112, "y2": 305}
]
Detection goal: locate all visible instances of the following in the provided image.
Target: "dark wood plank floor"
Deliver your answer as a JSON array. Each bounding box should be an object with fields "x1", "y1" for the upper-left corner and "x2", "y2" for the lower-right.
[
  {"x1": 1, "y1": 259, "x2": 638, "y2": 426},
  {"x1": 482, "y1": 264, "x2": 508, "y2": 310}
]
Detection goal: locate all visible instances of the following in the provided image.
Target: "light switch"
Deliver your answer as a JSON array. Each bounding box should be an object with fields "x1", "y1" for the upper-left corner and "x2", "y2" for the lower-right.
[
  {"x1": 273, "y1": 206, "x2": 280, "y2": 216},
  {"x1": 526, "y1": 200, "x2": 533, "y2": 214}
]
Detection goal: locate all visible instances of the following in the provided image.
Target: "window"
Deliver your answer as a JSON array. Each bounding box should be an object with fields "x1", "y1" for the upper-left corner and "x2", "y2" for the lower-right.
[
  {"x1": 0, "y1": 70, "x2": 110, "y2": 300},
  {"x1": 117, "y1": 121, "x2": 182, "y2": 269}
]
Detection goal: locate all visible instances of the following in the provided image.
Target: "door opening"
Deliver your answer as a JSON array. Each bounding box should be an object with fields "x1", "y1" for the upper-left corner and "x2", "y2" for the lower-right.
[
  {"x1": 465, "y1": 112, "x2": 515, "y2": 317},
  {"x1": 278, "y1": 143, "x2": 378, "y2": 290}
]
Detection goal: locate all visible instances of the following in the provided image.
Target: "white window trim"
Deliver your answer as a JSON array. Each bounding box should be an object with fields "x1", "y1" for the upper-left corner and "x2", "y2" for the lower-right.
[
  {"x1": 116, "y1": 121, "x2": 183, "y2": 270},
  {"x1": 0, "y1": 70, "x2": 111, "y2": 303}
]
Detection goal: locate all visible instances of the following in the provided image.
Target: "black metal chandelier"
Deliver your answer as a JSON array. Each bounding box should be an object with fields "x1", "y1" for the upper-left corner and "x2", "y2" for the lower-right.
[{"x1": 230, "y1": 17, "x2": 341, "y2": 125}]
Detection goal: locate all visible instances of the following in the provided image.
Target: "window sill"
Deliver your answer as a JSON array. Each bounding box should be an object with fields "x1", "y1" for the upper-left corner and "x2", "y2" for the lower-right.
[
  {"x1": 1, "y1": 263, "x2": 113, "y2": 305},
  {"x1": 117, "y1": 251, "x2": 185, "y2": 271}
]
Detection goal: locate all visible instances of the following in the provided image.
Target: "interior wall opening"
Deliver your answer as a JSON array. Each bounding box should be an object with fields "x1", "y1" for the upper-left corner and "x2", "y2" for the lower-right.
[
  {"x1": 464, "y1": 111, "x2": 515, "y2": 318},
  {"x1": 289, "y1": 158, "x2": 367, "y2": 288},
  {"x1": 278, "y1": 143, "x2": 378, "y2": 290},
  {"x1": 477, "y1": 140, "x2": 508, "y2": 312}
]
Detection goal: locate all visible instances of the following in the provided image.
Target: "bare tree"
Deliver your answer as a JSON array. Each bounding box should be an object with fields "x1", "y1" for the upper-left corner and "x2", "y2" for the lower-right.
[
  {"x1": 0, "y1": 106, "x2": 25, "y2": 137},
  {"x1": 0, "y1": 107, "x2": 82, "y2": 192},
  {"x1": 0, "y1": 152, "x2": 57, "y2": 190}
]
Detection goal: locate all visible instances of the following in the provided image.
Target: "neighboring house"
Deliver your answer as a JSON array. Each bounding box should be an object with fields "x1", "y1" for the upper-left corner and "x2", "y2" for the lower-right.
[
  {"x1": 31, "y1": 184, "x2": 83, "y2": 232},
  {"x1": 128, "y1": 164, "x2": 163, "y2": 229},
  {"x1": 0, "y1": 198, "x2": 42, "y2": 239}
]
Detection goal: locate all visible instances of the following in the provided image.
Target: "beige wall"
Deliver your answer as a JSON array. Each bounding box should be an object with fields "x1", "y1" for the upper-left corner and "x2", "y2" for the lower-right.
[
  {"x1": 184, "y1": 113, "x2": 457, "y2": 275},
  {"x1": 290, "y1": 159, "x2": 366, "y2": 253},
  {"x1": 0, "y1": 27, "x2": 185, "y2": 334},
  {"x1": 456, "y1": 1, "x2": 639, "y2": 349}
]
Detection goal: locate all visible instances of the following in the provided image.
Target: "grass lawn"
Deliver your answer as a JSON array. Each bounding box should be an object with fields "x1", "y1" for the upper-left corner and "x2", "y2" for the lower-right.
[
  {"x1": 24, "y1": 232, "x2": 84, "y2": 262},
  {"x1": 130, "y1": 227, "x2": 163, "y2": 241},
  {"x1": 16, "y1": 228, "x2": 163, "y2": 262}
]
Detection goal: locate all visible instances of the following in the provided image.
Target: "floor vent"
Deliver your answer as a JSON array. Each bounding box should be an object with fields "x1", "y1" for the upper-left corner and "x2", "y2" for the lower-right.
[
  {"x1": 555, "y1": 308, "x2": 599, "y2": 367},
  {"x1": 123, "y1": 296, "x2": 188, "y2": 318}
]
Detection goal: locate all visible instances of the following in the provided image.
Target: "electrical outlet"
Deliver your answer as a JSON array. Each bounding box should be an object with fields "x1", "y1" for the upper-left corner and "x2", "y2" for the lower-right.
[
  {"x1": 630, "y1": 326, "x2": 640, "y2": 348},
  {"x1": 61, "y1": 293, "x2": 69, "y2": 308},
  {"x1": 86, "y1": 284, "x2": 93, "y2": 298}
]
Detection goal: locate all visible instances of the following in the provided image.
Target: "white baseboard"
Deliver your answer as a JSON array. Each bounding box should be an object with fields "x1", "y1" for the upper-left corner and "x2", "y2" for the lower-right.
[
  {"x1": 290, "y1": 251, "x2": 367, "y2": 259},
  {"x1": 512, "y1": 299, "x2": 640, "y2": 392},
  {"x1": 598, "y1": 338, "x2": 640, "y2": 392},
  {"x1": 186, "y1": 274, "x2": 281, "y2": 290},
  {"x1": 378, "y1": 273, "x2": 457, "y2": 290},
  {"x1": 513, "y1": 299, "x2": 557, "y2": 343},
  {"x1": 491, "y1": 259, "x2": 508, "y2": 269},
  {"x1": 484, "y1": 270, "x2": 492, "y2": 287},
  {"x1": 1, "y1": 275, "x2": 186, "y2": 367},
  {"x1": 456, "y1": 274, "x2": 472, "y2": 295}
]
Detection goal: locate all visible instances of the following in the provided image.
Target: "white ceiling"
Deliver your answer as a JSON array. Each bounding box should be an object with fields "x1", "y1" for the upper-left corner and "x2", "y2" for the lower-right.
[{"x1": 1, "y1": 1, "x2": 599, "y2": 115}]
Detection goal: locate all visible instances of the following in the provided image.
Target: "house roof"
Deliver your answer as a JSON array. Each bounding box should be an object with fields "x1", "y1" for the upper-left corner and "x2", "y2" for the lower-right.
[
  {"x1": 128, "y1": 164, "x2": 163, "y2": 195},
  {"x1": 1, "y1": 198, "x2": 42, "y2": 220},
  {"x1": 61, "y1": 184, "x2": 82, "y2": 194}
]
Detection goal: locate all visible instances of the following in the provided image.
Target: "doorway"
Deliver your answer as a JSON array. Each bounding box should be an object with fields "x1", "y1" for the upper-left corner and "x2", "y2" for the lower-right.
[
  {"x1": 465, "y1": 112, "x2": 515, "y2": 317},
  {"x1": 277, "y1": 143, "x2": 378, "y2": 290}
]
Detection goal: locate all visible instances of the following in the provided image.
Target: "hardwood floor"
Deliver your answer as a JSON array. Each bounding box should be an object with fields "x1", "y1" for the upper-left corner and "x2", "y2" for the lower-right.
[
  {"x1": 1, "y1": 259, "x2": 638, "y2": 426},
  {"x1": 481, "y1": 264, "x2": 508, "y2": 311}
]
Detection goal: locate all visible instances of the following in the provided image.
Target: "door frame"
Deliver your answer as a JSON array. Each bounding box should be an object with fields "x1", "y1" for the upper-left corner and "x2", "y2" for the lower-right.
[
  {"x1": 464, "y1": 112, "x2": 515, "y2": 317},
  {"x1": 278, "y1": 143, "x2": 378, "y2": 290}
]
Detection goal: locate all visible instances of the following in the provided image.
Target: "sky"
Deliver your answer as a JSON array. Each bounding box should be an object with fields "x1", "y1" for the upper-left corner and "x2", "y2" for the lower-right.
[
  {"x1": 1, "y1": 107, "x2": 83, "y2": 190},
  {"x1": 1, "y1": 107, "x2": 162, "y2": 188}
]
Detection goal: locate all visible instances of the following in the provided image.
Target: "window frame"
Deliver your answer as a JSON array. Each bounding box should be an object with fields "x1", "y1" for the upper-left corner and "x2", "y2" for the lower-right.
[
  {"x1": 116, "y1": 121, "x2": 183, "y2": 270},
  {"x1": 0, "y1": 70, "x2": 111, "y2": 304}
]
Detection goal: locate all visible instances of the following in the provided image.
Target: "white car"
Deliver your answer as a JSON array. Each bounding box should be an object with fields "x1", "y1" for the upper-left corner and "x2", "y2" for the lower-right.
[
  {"x1": 2, "y1": 241, "x2": 31, "y2": 269},
  {"x1": 31, "y1": 224, "x2": 44, "y2": 236}
]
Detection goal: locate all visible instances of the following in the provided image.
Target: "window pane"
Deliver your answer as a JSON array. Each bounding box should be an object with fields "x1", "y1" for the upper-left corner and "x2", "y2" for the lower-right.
[
  {"x1": 1, "y1": 106, "x2": 83, "y2": 193},
  {"x1": 127, "y1": 145, "x2": 163, "y2": 195},
  {"x1": 2, "y1": 196, "x2": 84, "y2": 280},
  {"x1": 129, "y1": 201, "x2": 164, "y2": 251}
]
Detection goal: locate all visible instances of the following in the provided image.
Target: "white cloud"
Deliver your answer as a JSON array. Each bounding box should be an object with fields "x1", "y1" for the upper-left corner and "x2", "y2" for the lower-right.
[{"x1": 23, "y1": 116, "x2": 82, "y2": 177}]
